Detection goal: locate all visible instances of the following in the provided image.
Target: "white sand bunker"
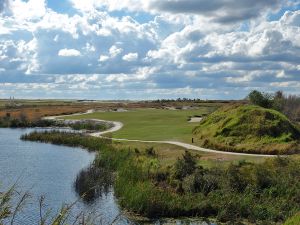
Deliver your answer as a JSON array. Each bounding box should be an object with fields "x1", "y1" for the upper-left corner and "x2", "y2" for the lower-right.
[{"x1": 189, "y1": 117, "x2": 203, "y2": 123}]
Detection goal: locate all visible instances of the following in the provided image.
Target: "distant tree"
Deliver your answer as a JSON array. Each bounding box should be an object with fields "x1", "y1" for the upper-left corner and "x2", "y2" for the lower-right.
[
  {"x1": 248, "y1": 90, "x2": 273, "y2": 108},
  {"x1": 273, "y1": 90, "x2": 285, "y2": 111},
  {"x1": 247, "y1": 90, "x2": 300, "y2": 121},
  {"x1": 283, "y1": 94, "x2": 300, "y2": 122}
]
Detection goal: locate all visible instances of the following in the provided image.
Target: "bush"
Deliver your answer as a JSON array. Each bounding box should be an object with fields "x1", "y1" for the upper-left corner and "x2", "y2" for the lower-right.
[
  {"x1": 248, "y1": 90, "x2": 273, "y2": 108},
  {"x1": 174, "y1": 151, "x2": 198, "y2": 180},
  {"x1": 145, "y1": 147, "x2": 156, "y2": 156}
]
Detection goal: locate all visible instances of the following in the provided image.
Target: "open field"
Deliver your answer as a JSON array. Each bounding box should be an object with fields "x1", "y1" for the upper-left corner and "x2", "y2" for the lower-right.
[{"x1": 64, "y1": 108, "x2": 214, "y2": 143}]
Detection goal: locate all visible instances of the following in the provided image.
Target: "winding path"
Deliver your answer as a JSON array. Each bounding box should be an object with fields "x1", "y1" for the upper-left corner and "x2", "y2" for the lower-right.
[{"x1": 46, "y1": 110, "x2": 277, "y2": 158}]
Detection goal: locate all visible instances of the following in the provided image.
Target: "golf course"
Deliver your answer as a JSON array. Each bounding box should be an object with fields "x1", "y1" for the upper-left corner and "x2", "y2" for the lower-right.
[{"x1": 64, "y1": 107, "x2": 213, "y2": 142}]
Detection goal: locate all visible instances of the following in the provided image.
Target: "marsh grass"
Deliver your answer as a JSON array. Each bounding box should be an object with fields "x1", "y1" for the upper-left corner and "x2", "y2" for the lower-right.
[{"x1": 0, "y1": 184, "x2": 107, "y2": 225}]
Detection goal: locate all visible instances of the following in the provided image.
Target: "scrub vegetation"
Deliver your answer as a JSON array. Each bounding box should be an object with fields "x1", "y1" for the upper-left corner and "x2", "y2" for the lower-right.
[
  {"x1": 0, "y1": 113, "x2": 111, "y2": 131},
  {"x1": 21, "y1": 131, "x2": 300, "y2": 224}
]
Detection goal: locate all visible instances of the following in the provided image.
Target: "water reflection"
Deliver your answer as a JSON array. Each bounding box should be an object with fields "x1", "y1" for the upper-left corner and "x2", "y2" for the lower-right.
[{"x1": 74, "y1": 163, "x2": 114, "y2": 203}]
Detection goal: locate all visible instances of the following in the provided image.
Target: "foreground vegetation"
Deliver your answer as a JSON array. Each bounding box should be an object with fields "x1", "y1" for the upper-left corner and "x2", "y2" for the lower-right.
[
  {"x1": 22, "y1": 131, "x2": 300, "y2": 224},
  {"x1": 193, "y1": 104, "x2": 300, "y2": 154},
  {"x1": 0, "y1": 184, "x2": 100, "y2": 225}
]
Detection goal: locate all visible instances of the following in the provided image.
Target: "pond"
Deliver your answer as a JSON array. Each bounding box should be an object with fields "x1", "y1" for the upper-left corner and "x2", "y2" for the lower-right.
[{"x1": 0, "y1": 128, "x2": 215, "y2": 225}]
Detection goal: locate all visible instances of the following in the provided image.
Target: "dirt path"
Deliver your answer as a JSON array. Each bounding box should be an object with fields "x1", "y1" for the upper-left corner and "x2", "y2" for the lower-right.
[{"x1": 47, "y1": 110, "x2": 277, "y2": 158}]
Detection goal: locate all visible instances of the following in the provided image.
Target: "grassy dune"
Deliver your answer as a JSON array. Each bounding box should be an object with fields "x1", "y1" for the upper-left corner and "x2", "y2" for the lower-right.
[{"x1": 193, "y1": 104, "x2": 300, "y2": 154}]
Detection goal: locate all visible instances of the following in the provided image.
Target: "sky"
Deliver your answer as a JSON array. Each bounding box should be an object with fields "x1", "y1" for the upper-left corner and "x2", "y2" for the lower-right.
[{"x1": 0, "y1": 0, "x2": 300, "y2": 100}]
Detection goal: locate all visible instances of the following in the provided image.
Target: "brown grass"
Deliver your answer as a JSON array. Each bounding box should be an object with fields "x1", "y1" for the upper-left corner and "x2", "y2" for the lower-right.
[{"x1": 0, "y1": 105, "x2": 91, "y2": 120}]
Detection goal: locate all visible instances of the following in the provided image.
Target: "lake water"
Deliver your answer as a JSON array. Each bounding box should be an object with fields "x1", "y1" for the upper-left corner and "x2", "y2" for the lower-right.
[{"x1": 0, "y1": 128, "x2": 215, "y2": 225}]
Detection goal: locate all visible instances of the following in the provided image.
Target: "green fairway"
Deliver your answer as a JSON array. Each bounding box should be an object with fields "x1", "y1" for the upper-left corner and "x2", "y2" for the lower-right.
[{"x1": 65, "y1": 108, "x2": 212, "y2": 142}]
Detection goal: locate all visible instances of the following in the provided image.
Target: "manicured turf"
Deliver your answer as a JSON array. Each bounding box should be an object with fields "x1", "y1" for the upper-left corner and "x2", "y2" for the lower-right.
[{"x1": 65, "y1": 108, "x2": 212, "y2": 142}]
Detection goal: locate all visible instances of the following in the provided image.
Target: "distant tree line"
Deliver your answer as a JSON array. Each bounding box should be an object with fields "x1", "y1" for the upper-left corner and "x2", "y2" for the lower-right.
[
  {"x1": 150, "y1": 98, "x2": 234, "y2": 103},
  {"x1": 247, "y1": 90, "x2": 300, "y2": 122}
]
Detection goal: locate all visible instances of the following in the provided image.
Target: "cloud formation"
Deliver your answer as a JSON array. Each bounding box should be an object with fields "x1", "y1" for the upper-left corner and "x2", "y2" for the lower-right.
[
  {"x1": 123, "y1": 52, "x2": 138, "y2": 61},
  {"x1": 58, "y1": 49, "x2": 81, "y2": 57},
  {"x1": 149, "y1": 0, "x2": 281, "y2": 23},
  {"x1": 0, "y1": 0, "x2": 299, "y2": 99}
]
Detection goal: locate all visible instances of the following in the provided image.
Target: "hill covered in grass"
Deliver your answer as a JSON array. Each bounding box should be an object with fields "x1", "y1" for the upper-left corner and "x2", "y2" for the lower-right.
[{"x1": 193, "y1": 104, "x2": 300, "y2": 154}]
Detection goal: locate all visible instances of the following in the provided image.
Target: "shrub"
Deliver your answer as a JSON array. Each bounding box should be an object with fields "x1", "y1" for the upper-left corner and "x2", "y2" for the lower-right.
[
  {"x1": 248, "y1": 90, "x2": 273, "y2": 108},
  {"x1": 174, "y1": 151, "x2": 198, "y2": 180},
  {"x1": 145, "y1": 147, "x2": 156, "y2": 156}
]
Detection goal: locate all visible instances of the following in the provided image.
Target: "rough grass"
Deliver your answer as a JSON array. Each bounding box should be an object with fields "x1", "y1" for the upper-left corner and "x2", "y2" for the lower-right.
[
  {"x1": 193, "y1": 104, "x2": 300, "y2": 154},
  {"x1": 284, "y1": 212, "x2": 300, "y2": 225},
  {"x1": 112, "y1": 141, "x2": 267, "y2": 169},
  {"x1": 0, "y1": 105, "x2": 92, "y2": 120},
  {"x1": 64, "y1": 108, "x2": 214, "y2": 142}
]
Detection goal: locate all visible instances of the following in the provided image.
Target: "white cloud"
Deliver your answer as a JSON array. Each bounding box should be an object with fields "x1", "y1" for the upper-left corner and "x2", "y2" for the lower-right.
[
  {"x1": 99, "y1": 55, "x2": 109, "y2": 62},
  {"x1": 58, "y1": 48, "x2": 81, "y2": 57},
  {"x1": 9, "y1": 0, "x2": 46, "y2": 21},
  {"x1": 84, "y1": 43, "x2": 96, "y2": 52},
  {"x1": 122, "y1": 52, "x2": 138, "y2": 61},
  {"x1": 109, "y1": 45, "x2": 123, "y2": 57}
]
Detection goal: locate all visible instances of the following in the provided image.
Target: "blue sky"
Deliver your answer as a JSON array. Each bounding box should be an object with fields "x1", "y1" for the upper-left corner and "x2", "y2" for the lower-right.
[{"x1": 0, "y1": 0, "x2": 300, "y2": 100}]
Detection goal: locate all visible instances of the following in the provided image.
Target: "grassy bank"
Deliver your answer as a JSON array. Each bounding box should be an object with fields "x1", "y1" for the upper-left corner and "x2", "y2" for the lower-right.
[
  {"x1": 193, "y1": 104, "x2": 300, "y2": 154},
  {"x1": 22, "y1": 131, "x2": 300, "y2": 224}
]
